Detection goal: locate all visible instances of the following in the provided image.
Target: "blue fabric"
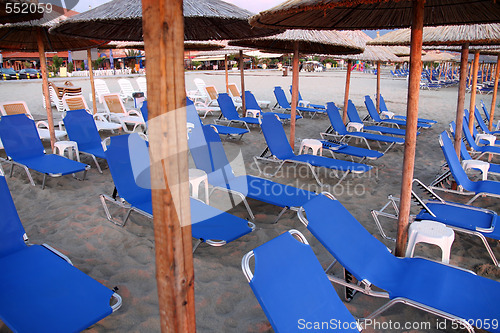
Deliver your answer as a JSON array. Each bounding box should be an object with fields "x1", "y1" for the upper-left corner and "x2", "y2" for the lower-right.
[
  {"x1": 218, "y1": 93, "x2": 259, "y2": 124},
  {"x1": 321, "y1": 140, "x2": 384, "y2": 160},
  {"x1": 288, "y1": 86, "x2": 325, "y2": 110},
  {"x1": 475, "y1": 107, "x2": 500, "y2": 135},
  {"x1": 481, "y1": 101, "x2": 490, "y2": 122},
  {"x1": 0, "y1": 114, "x2": 87, "y2": 176},
  {"x1": 244, "y1": 91, "x2": 302, "y2": 121},
  {"x1": 140, "y1": 100, "x2": 148, "y2": 123},
  {"x1": 303, "y1": 195, "x2": 500, "y2": 331},
  {"x1": 0, "y1": 245, "x2": 114, "y2": 333},
  {"x1": 290, "y1": 154, "x2": 371, "y2": 172},
  {"x1": 364, "y1": 96, "x2": 431, "y2": 129},
  {"x1": 346, "y1": 100, "x2": 409, "y2": 136},
  {"x1": 250, "y1": 232, "x2": 359, "y2": 333},
  {"x1": 63, "y1": 110, "x2": 106, "y2": 159},
  {"x1": 0, "y1": 176, "x2": 27, "y2": 258},
  {"x1": 379, "y1": 95, "x2": 436, "y2": 124},
  {"x1": 326, "y1": 103, "x2": 404, "y2": 144},
  {"x1": 274, "y1": 87, "x2": 323, "y2": 114}
]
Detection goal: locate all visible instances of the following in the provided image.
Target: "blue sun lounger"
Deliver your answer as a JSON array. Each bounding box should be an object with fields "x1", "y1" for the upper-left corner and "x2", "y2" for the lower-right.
[
  {"x1": 100, "y1": 133, "x2": 254, "y2": 252},
  {"x1": 364, "y1": 95, "x2": 432, "y2": 129},
  {"x1": 321, "y1": 102, "x2": 404, "y2": 153},
  {"x1": 188, "y1": 124, "x2": 318, "y2": 222},
  {"x1": 216, "y1": 93, "x2": 260, "y2": 131},
  {"x1": 186, "y1": 97, "x2": 248, "y2": 139},
  {"x1": 466, "y1": 111, "x2": 500, "y2": 146},
  {"x1": 140, "y1": 100, "x2": 148, "y2": 123},
  {"x1": 63, "y1": 109, "x2": 107, "y2": 173},
  {"x1": 0, "y1": 170, "x2": 121, "y2": 332},
  {"x1": 462, "y1": 116, "x2": 500, "y2": 159},
  {"x1": 0, "y1": 114, "x2": 90, "y2": 189},
  {"x1": 256, "y1": 113, "x2": 372, "y2": 186},
  {"x1": 242, "y1": 230, "x2": 360, "y2": 333},
  {"x1": 244, "y1": 90, "x2": 302, "y2": 122},
  {"x1": 346, "y1": 100, "x2": 409, "y2": 136},
  {"x1": 379, "y1": 95, "x2": 436, "y2": 125},
  {"x1": 273, "y1": 86, "x2": 325, "y2": 118},
  {"x1": 289, "y1": 85, "x2": 326, "y2": 110},
  {"x1": 474, "y1": 106, "x2": 500, "y2": 136},
  {"x1": 298, "y1": 194, "x2": 500, "y2": 333}
]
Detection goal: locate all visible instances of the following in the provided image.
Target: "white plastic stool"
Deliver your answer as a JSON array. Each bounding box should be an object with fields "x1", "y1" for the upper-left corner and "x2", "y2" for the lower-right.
[
  {"x1": 246, "y1": 109, "x2": 261, "y2": 118},
  {"x1": 299, "y1": 139, "x2": 323, "y2": 156},
  {"x1": 53, "y1": 141, "x2": 80, "y2": 162},
  {"x1": 462, "y1": 159, "x2": 490, "y2": 180},
  {"x1": 405, "y1": 220, "x2": 455, "y2": 264},
  {"x1": 475, "y1": 133, "x2": 496, "y2": 146},
  {"x1": 189, "y1": 168, "x2": 209, "y2": 204},
  {"x1": 380, "y1": 111, "x2": 395, "y2": 119}
]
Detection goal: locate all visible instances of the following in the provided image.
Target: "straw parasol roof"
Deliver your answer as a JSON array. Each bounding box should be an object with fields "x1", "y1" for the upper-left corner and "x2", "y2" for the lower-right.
[
  {"x1": 50, "y1": 0, "x2": 280, "y2": 42},
  {"x1": 0, "y1": 5, "x2": 107, "y2": 51},
  {"x1": 337, "y1": 30, "x2": 401, "y2": 62},
  {"x1": 249, "y1": 0, "x2": 500, "y2": 30},
  {"x1": 369, "y1": 24, "x2": 500, "y2": 46},
  {"x1": 228, "y1": 29, "x2": 363, "y2": 55},
  {"x1": 107, "y1": 40, "x2": 226, "y2": 51},
  {"x1": 423, "y1": 45, "x2": 500, "y2": 55},
  {"x1": 398, "y1": 50, "x2": 457, "y2": 62},
  {"x1": 0, "y1": 0, "x2": 43, "y2": 24}
]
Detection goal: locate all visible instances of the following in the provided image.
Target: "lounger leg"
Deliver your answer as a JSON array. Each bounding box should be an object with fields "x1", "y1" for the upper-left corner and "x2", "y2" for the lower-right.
[
  {"x1": 9, "y1": 163, "x2": 14, "y2": 178},
  {"x1": 100, "y1": 193, "x2": 134, "y2": 227},
  {"x1": 192, "y1": 239, "x2": 202, "y2": 253},
  {"x1": 274, "y1": 206, "x2": 289, "y2": 224},
  {"x1": 41, "y1": 174, "x2": 47, "y2": 189},
  {"x1": 91, "y1": 155, "x2": 103, "y2": 173},
  {"x1": 382, "y1": 142, "x2": 395, "y2": 154},
  {"x1": 210, "y1": 187, "x2": 256, "y2": 221}
]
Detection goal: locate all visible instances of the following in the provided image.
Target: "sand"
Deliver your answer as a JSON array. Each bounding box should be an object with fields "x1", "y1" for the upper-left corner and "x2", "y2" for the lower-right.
[{"x1": 0, "y1": 68, "x2": 499, "y2": 333}]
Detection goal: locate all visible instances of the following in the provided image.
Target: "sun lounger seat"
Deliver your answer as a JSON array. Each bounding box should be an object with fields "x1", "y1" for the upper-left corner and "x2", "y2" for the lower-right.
[
  {"x1": 365, "y1": 95, "x2": 431, "y2": 129},
  {"x1": 379, "y1": 95, "x2": 436, "y2": 124}
]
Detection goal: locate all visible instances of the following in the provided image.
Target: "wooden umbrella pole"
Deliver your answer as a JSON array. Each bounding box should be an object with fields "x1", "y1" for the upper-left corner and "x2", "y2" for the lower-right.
[
  {"x1": 87, "y1": 49, "x2": 97, "y2": 114},
  {"x1": 468, "y1": 51, "x2": 480, "y2": 135},
  {"x1": 290, "y1": 41, "x2": 299, "y2": 150},
  {"x1": 37, "y1": 28, "x2": 56, "y2": 150},
  {"x1": 239, "y1": 50, "x2": 246, "y2": 116},
  {"x1": 225, "y1": 54, "x2": 229, "y2": 93},
  {"x1": 376, "y1": 61, "x2": 381, "y2": 112},
  {"x1": 142, "y1": 0, "x2": 195, "y2": 331},
  {"x1": 342, "y1": 59, "x2": 352, "y2": 123},
  {"x1": 395, "y1": 0, "x2": 424, "y2": 258},
  {"x1": 489, "y1": 54, "x2": 500, "y2": 131},
  {"x1": 453, "y1": 44, "x2": 470, "y2": 157}
]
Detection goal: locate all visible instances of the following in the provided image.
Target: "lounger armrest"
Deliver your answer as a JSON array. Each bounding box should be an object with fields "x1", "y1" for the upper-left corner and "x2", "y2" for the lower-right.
[
  {"x1": 94, "y1": 113, "x2": 110, "y2": 122},
  {"x1": 346, "y1": 122, "x2": 364, "y2": 132},
  {"x1": 36, "y1": 120, "x2": 50, "y2": 130},
  {"x1": 495, "y1": 120, "x2": 500, "y2": 131},
  {"x1": 126, "y1": 109, "x2": 142, "y2": 118},
  {"x1": 41, "y1": 243, "x2": 73, "y2": 265},
  {"x1": 462, "y1": 160, "x2": 490, "y2": 181}
]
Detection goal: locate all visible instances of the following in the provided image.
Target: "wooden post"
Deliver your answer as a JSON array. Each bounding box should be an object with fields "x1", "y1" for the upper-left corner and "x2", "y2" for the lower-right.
[
  {"x1": 489, "y1": 54, "x2": 500, "y2": 131},
  {"x1": 37, "y1": 28, "x2": 56, "y2": 150},
  {"x1": 453, "y1": 44, "x2": 470, "y2": 157},
  {"x1": 239, "y1": 50, "x2": 246, "y2": 116},
  {"x1": 468, "y1": 51, "x2": 480, "y2": 135},
  {"x1": 395, "y1": 0, "x2": 424, "y2": 258},
  {"x1": 342, "y1": 59, "x2": 352, "y2": 123},
  {"x1": 290, "y1": 41, "x2": 300, "y2": 150},
  {"x1": 87, "y1": 49, "x2": 97, "y2": 114},
  {"x1": 225, "y1": 54, "x2": 229, "y2": 94},
  {"x1": 376, "y1": 61, "x2": 381, "y2": 112},
  {"x1": 141, "y1": 0, "x2": 195, "y2": 331}
]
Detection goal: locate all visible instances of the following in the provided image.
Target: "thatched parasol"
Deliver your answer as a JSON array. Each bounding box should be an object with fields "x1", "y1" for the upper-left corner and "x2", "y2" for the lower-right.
[
  {"x1": 107, "y1": 40, "x2": 226, "y2": 51},
  {"x1": 0, "y1": 5, "x2": 107, "y2": 149},
  {"x1": 250, "y1": 0, "x2": 500, "y2": 30},
  {"x1": 50, "y1": 0, "x2": 279, "y2": 41},
  {"x1": 0, "y1": 0, "x2": 42, "y2": 24},
  {"x1": 248, "y1": 0, "x2": 500, "y2": 258},
  {"x1": 230, "y1": 29, "x2": 363, "y2": 149}
]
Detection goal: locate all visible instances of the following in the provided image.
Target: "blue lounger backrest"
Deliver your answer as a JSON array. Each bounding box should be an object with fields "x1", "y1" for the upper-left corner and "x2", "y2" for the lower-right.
[
  {"x1": 250, "y1": 231, "x2": 359, "y2": 332},
  {"x1": 243, "y1": 91, "x2": 261, "y2": 111},
  {"x1": 140, "y1": 100, "x2": 148, "y2": 123},
  {"x1": 462, "y1": 116, "x2": 480, "y2": 151},
  {"x1": 0, "y1": 114, "x2": 45, "y2": 161},
  {"x1": 302, "y1": 195, "x2": 402, "y2": 289},
  {"x1": 202, "y1": 125, "x2": 237, "y2": 185},
  {"x1": 273, "y1": 87, "x2": 291, "y2": 109},
  {"x1": 0, "y1": 175, "x2": 27, "y2": 258},
  {"x1": 63, "y1": 110, "x2": 102, "y2": 151},
  {"x1": 449, "y1": 121, "x2": 473, "y2": 161},
  {"x1": 379, "y1": 95, "x2": 388, "y2": 112},
  {"x1": 325, "y1": 102, "x2": 348, "y2": 135},
  {"x1": 218, "y1": 93, "x2": 240, "y2": 120},
  {"x1": 260, "y1": 113, "x2": 295, "y2": 160},
  {"x1": 288, "y1": 85, "x2": 304, "y2": 101},
  {"x1": 364, "y1": 96, "x2": 382, "y2": 122},
  {"x1": 474, "y1": 107, "x2": 489, "y2": 133},
  {"x1": 481, "y1": 100, "x2": 490, "y2": 122},
  {"x1": 346, "y1": 100, "x2": 363, "y2": 123},
  {"x1": 186, "y1": 97, "x2": 203, "y2": 128},
  {"x1": 439, "y1": 131, "x2": 474, "y2": 190}
]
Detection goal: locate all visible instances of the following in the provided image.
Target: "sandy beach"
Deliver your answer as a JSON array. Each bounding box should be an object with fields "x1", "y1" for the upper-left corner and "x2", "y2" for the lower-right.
[{"x1": 1, "y1": 68, "x2": 499, "y2": 332}]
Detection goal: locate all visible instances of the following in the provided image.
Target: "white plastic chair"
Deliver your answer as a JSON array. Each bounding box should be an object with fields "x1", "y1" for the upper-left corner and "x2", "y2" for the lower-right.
[
  {"x1": 91, "y1": 79, "x2": 111, "y2": 104},
  {"x1": 136, "y1": 77, "x2": 147, "y2": 98},
  {"x1": 118, "y1": 79, "x2": 135, "y2": 102},
  {"x1": 102, "y1": 93, "x2": 145, "y2": 133},
  {"x1": 62, "y1": 95, "x2": 122, "y2": 133}
]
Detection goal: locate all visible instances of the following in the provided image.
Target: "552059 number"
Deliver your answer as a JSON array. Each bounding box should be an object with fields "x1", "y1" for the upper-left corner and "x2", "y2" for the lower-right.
[{"x1": 5, "y1": 2, "x2": 52, "y2": 14}]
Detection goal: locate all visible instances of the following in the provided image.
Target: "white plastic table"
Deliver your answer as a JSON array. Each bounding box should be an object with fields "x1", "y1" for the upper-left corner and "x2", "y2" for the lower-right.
[
  {"x1": 476, "y1": 133, "x2": 496, "y2": 146},
  {"x1": 53, "y1": 141, "x2": 80, "y2": 162},
  {"x1": 462, "y1": 159, "x2": 490, "y2": 181},
  {"x1": 245, "y1": 109, "x2": 261, "y2": 118},
  {"x1": 405, "y1": 220, "x2": 455, "y2": 264},
  {"x1": 346, "y1": 122, "x2": 364, "y2": 132},
  {"x1": 380, "y1": 111, "x2": 395, "y2": 119},
  {"x1": 189, "y1": 168, "x2": 209, "y2": 204},
  {"x1": 299, "y1": 139, "x2": 323, "y2": 156}
]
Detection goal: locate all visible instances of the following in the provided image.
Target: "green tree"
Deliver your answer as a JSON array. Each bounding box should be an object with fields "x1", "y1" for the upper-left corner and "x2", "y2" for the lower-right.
[
  {"x1": 68, "y1": 62, "x2": 74, "y2": 72},
  {"x1": 49, "y1": 55, "x2": 63, "y2": 73}
]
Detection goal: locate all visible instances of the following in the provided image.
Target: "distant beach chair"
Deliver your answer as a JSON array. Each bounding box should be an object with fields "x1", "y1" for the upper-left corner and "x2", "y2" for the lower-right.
[
  {"x1": 244, "y1": 90, "x2": 302, "y2": 123},
  {"x1": 100, "y1": 133, "x2": 254, "y2": 252},
  {"x1": 91, "y1": 79, "x2": 111, "y2": 104},
  {"x1": 255, "y1": 113, "x2": 372, "y2": 186},
  {"x1": 0, "y1": 114, "x2": 89, "y2": 189},
  {"x1": 62, "y1": 95, "x2": 123, "y2": 132},
  {"x1": 102, "y1": 93, "x2": 145, "y2": 133},
  {"x1": 229, "y1": 83, "x2": 270, "y2": 109},
  {"x1": 188, "y1": 124, "x2": 318, "y2": 222},
  {"x1": 136, "y1": 77, "x2": 147, "y2": 98},
  {"x1": 289, "y1": 85, "x2": 326, "y2": 110},
  {"x1": 242, "y1": 230, "x2": 360, "y2": 333},
  {"x1": 118, "y1": 78, "x2": 136, "y2": 102},
  {"x1": 63, "y1": 109, "x2": 107, "y2": 173},
  {"x1": 216, "y1": 93, "x2": 260, "y2": 131},
  {"x1": 0, "y1": 101, "x2": 67, "y2": 141},
  {"x1": 186, "y1": 97, "x2": 248, "y2": 140},
  {"x1": 461, "y1": 116, "x2": 500, "y2": 159},
  {"x1": 364, "y1": 95, "x2": 431, "y2": 129},
  {"x1": 297, "y1": 193, "x2": 500, "y2": 333},
  {"x1": 346, "y1": 100, "x2": 409, "y2": 136},
  {"x1": 474, "y1": 106, "x2": 500, "y2": 136},
  {"x1": 379, "y1": 95, "x2": 436, "y2": 125},
  {"x1": 0, "y1": 170, "x2": 121, "y2": 332},
  {"x1": 321, "y1": 102, "x2": 404, "y2": 153},
  {"x1": 273, "y1": 86, "x2": 325, "y2": 118}
]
